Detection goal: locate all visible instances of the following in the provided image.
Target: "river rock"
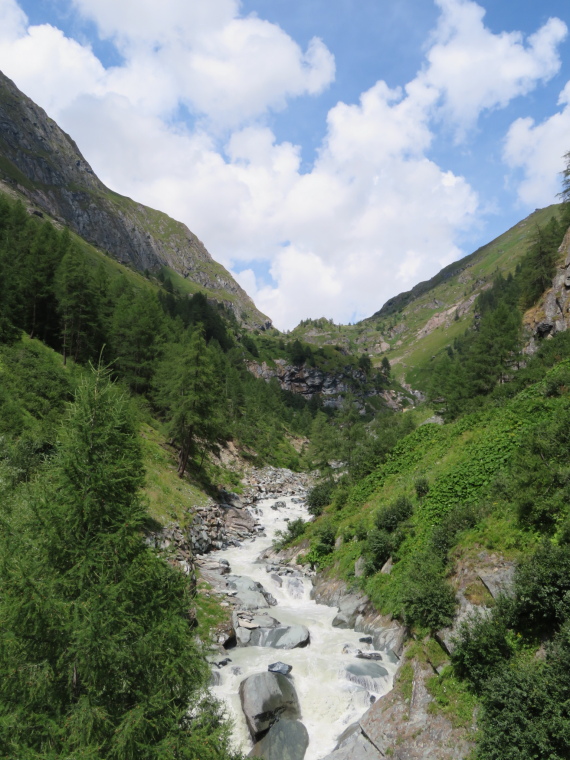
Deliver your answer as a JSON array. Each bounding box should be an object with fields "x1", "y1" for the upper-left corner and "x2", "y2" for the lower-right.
[
  {"x1": 226, "y1": 575, "x2": 277, "y2": 610},
  {"x1": 345, "y1": 661, "x2": 389, "y2": 691},
  {"x1": 268, "y1": 661, "x2": 293, "y2": 675},
  {"x1": 286, "y1": 577, "x2": 305, "y2": 599},
  {"x1": 356, "y1": 651, "x2": 383, "y2": 661},
  {"x1": 248, "y1": 718, "x2": 309, "y2": 760},
  {"x1": 239, "y1": 672, "x2": 301, "y2": 739},
  {"x1": 249, "y1": 624, "x2": 310, "y2": 649},
  {"x1": 321, "y1": 729, "x2": 382, "y2": 760}
]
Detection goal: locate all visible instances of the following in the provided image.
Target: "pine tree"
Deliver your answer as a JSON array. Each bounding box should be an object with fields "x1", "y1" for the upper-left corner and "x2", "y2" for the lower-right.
[
  {"x1": 155, "y1": 327, "x2": 227, "y2": 477},
  {"x1": 0, "y1": 368, "x2": 236, "y2": 759}
]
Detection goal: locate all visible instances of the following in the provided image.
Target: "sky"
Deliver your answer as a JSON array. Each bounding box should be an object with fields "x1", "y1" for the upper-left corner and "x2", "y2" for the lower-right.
[{"x1": 1, "y1": 1, "x2": 570, "y2": 329}]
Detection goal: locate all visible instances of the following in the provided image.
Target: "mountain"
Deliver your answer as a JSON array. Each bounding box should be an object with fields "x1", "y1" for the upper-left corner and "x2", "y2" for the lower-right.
[
  {"x1": 291, "y1": 204, "x2": 562, "y2": 387},
  {"x1": 0, "y1": 70, "x2": 270, "y2": 329}
]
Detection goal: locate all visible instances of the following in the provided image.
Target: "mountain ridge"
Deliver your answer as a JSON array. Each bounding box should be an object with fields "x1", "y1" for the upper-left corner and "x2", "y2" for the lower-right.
[{"x1": 0, "y1": 70, "x2": 271, "y2": 329}]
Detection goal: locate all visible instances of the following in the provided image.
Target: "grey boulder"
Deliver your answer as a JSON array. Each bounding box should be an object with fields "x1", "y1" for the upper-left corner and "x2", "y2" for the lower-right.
[
  {"x1": 227, "y1": 575, "x2": 277, "y2": 610},
  {"x1": 249, "y1": 624, "x2": 310, "y2": 649},
  {"x1": 240, "y1": 672, "x2": 301, "y2": 739},
  {"x1": 268, "y1": 661, "x2": 293, "y2": 675},
  {"x1": 248, "y1": 718, "x2": 309, "y2": 760}
]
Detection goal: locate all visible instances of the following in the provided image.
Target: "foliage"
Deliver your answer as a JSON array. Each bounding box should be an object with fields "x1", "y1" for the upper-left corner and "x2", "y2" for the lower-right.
[
  {"x1": 306, "y1": 480, "x2": 334, "y2": 516},
  {"x1": 375, "y1": 496, "x2": 413, "y2": 532},
  {"x1": 0, "y1": 368, "x2": 239, "y2": 759},
  {"x1": 273, "y1": 518, "x2": 306, "y2": 550},
  {"x1": 399, "y1": 554, "x2": 457, "y2": 631}
]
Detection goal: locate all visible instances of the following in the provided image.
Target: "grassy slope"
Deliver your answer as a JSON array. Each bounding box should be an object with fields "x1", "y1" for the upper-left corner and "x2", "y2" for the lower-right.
[
  {"x1": 300, "y1": 361, "x2": 569, "y2": 616},
  {"x1": 292, "y1": 205, "x2": 561, "y2": 387}
]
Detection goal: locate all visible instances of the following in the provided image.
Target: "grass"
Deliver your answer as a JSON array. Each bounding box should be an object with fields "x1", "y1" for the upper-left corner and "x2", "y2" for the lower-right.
[{"x1": 426, "y1": 666, "x2": 477, "y2": 729}]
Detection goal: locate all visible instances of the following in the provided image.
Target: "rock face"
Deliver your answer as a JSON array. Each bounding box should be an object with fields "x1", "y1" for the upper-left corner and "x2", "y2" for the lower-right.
[
  {"x1": 524, "y1": 224, "x2": 570, "y2": 350},
  {"x1": 0, "y1": 70, "x2": 270, "y2": 329},
  {"x1": 248, "y1": 718, "x2": 309, "y2": 760},
  {"x1": 239, "y1": 672, "x2": 301, "y2": 739}
]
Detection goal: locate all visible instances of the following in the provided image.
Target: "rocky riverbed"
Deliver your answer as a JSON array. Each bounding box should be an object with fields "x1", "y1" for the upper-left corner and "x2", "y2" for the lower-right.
[{"x1": 199, "y1": 471, "x2": 403, "y2": 760}]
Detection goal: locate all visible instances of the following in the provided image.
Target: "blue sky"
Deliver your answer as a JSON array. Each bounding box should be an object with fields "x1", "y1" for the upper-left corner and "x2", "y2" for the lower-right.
[{"x1": 1, "y1": 0, "x2": 570, "y2": 328}]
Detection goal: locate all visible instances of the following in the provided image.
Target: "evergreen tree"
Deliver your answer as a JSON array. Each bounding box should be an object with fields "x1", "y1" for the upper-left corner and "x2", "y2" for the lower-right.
[
  {"x1": 155, "y1": 327, "x2": 227, "y2": 477},
  {"x1": 0, "y1": 368, "x2": 236, "y2": 759}
]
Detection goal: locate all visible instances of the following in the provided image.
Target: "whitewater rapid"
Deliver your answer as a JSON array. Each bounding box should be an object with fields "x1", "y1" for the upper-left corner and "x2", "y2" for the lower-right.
[{"x1": 208, "y1": 495, "x2": 399, "y2": 759}]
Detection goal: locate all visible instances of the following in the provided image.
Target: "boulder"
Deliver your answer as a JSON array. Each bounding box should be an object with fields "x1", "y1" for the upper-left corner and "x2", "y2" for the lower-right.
[
  {"x1": 320, "y1": 729, "x2": 382, "y2": 760},
  {"x1": 226, "y1": 575, "x2": 277, "y2": 610},
  {"x1": 344, "y1": 661, "x2": 389, "y2": 691},
  {"x1": 286, "y1": 577, "x2": 305, "y2": 599},
  {"x1": 239, "y1": 672, "x2": 301, "y2": 739},
  {"x1": 268, "y1": 661, "x2": 293, "y2": 675},
  {"x1": 248, "y1": 718, "x2": 309, "y2": 760},
  {"x1": 249, "y1": 624, "x2": 310, "y2": 649}
]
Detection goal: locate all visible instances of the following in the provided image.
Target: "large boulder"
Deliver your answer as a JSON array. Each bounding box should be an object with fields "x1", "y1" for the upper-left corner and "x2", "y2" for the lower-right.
[
  {"x1": 249, "y1": 624, "x2": 310, "y2": 649},
  {"x1": 226, "y1": 575, "x2": 277, "y2": 610},
  {"x1": 248, "y1": 718, "x2": 309, "y2": 760},
  {"x1": 239, "y1": 672, "x2": 301, "y2": 739},
  {"x1": 320, "y1": 729, "x2": 382, "y2": 760}
]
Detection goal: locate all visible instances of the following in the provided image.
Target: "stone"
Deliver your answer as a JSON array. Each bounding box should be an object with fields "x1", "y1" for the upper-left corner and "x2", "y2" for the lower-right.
[
  {"x1": 249, "y1": 624, "x2": 310, "y2": 649},
  {"x1": 239, "y1": 672, "x2": 301, "y2": 739},
  {"x1": 356, "y1": 651, "x2": 383, "y2": 661},
  {"x1": 354, "y1": 556, "x2": 366, "y2": 578},
  {"x1": 226, "y1": 575, "x2": 277, "y2": 610},
  {"x1": 344, "y1": 661, "x2": 389, "y2": 691},
  {"x1": 248, "y1": 718, "x2": 309, "y2": 760},
  {"x1": 268, "y1": 661, "x2": 293, "y2": 675},
  {"x1": 286, "y1": 577, "x2": 305, "y2": 599},
  {"x1": 320, "y1": 730, "x2": 382, "y2": 760}
]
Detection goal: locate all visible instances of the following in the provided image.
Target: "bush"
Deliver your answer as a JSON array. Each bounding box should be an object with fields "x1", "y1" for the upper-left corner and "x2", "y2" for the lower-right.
[
  {"x1": 512, "y1": 541, "x2": 570, "y2": 636},
  {"x1": 365, "y1": 528, "x2": 392, "y2": 574},
  {"x1": 306, "y1": 480, "x2": 334, "y2": 516},
  {"x1": 451, "y1": 609, "x2": 514, "y2": 693},
  {"x1": 414, "y1": 476, "x2": 430, "y2": 498},
  {"x1": 273, "y1": 518, "x2": 306, "y2": 551},
  {"x1": 375, "y1": 495, "x2": 413, "y2": 532},
  {"x1": 400, "y1": 555, "x2": 457, "y2": 630}
]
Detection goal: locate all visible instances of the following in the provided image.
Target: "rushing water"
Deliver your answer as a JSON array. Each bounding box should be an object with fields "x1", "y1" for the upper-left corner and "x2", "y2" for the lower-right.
[{"x1": 209, "y1": 495, "x2": 399, "y2": 760}]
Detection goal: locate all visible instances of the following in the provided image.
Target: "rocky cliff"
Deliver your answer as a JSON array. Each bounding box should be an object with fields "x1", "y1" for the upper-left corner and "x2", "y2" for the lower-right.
[
  {"x1": 0, "y1": 70, "x2": 270, "y2": 328},
  {"x1": 524, "y1": 224, "x2": 570, "y2": 350},
  {"x1": 247, "y1": 359, "x2": 413, "y2": 410}
]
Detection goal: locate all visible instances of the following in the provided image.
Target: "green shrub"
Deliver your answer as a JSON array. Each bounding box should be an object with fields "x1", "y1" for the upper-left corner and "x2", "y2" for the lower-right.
[
  {"x1": 375, "y1": 495, "x2": 413, "y2": 532},
  {"x1": 451, "y1": 609, "x2": 515, "y2": 693},
  {"x1": 400, "y1": 555, "x2": 457, "y2": 630},
  {"x1": 273, "y1": 518, "x2": 306, "y2": 550},
  {"x1": 512, "y1": 541, "x2": 570, "y2": 637},
  {"x1": 414, "y1": 476, "x2": 430, "y2": 498},
  {"x1": 306, "y1": 480, "x2": 334, "y2": 516},
  {"x1": 365, "y1": 528, "x2": 392, "y2": 574}
]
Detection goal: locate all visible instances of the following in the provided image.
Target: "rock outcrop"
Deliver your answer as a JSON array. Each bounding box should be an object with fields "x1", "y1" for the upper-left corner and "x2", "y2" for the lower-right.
[
  {"x1": 0, "y1": 70, "x2": 270, "y2": 328},
  {"x1": 524, "y1": 224, "x2": 570, "y2": 351}
]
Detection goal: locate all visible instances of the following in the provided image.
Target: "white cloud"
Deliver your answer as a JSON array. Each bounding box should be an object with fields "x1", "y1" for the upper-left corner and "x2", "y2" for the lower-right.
[
  {"x1": 503, "y1": 81, "x2": 570, "y2": 206},
  {"x1": 421, "y1": 0, "x2": 567, "y2": 136},
  {"x1": 0, "y1": 0, "x2": 567, "y2": 329}
]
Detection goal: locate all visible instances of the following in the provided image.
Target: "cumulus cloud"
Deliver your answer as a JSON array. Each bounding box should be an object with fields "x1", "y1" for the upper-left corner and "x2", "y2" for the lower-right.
[
  {"x1": 420, "y1": 0, "x2": 567, "y2": 136},
  {"x1": 0, "y1": 0, "x2": 567, "y2": 328},
  {"x1": 503, "y1": 81, "x2": 570, "y2": 206}
]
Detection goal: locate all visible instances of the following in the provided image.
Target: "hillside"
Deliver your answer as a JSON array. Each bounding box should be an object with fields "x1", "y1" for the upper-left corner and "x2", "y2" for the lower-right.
[
  {"x1": 0, "y1": 70, "x2": 270, "y2": 329},
  {"x1": 291, "y1": 204, "x2": 562, "y2": 387}
]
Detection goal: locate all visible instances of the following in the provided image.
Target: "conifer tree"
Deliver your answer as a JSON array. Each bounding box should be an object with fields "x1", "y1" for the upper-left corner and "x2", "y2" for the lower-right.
[
  {"x1": 0, "y1": 368, "x2": 236, "y2": 759},
  {"x1": 155, "y1": 327, "x2": 227, "y2": 477}
]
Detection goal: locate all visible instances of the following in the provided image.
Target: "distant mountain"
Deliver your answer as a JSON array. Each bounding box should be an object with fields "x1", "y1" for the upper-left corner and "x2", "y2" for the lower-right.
[
  {"x1": 0, "y1": 70, "x2": 270, "y2": 329},
  {"x1": 291, "y1": 205, "x2": 562, "y2": 387}
]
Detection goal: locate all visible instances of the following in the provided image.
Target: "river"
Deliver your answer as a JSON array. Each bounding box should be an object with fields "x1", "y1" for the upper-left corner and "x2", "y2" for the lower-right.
[{"x1": 208, "y1": 493, "x2": 400, "y2": 760}]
